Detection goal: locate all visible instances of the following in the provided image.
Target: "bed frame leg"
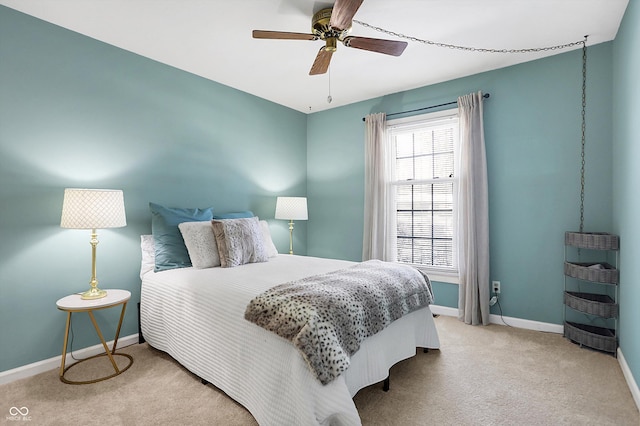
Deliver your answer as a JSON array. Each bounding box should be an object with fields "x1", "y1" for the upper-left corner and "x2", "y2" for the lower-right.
[
  {"x1": 380, "y1": 346, "x2": 427, "y2": 392},
  {"x1": 201, "y1": 378, "x2": 209, "y2": 385},
  {"x1": 383, "y1": 376, "x2": 390, "y2": 392}
]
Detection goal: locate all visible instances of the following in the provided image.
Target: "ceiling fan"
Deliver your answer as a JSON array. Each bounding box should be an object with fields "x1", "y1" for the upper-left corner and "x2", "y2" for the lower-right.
[{"x1": 252, "y1": 0, "x2": 408, "y2": 75}]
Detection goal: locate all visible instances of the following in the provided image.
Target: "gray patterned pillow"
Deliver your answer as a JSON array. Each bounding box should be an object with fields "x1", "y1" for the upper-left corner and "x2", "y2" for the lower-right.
[{"x1": 212, "y1": 217, "x2": 269, "y2": 267}]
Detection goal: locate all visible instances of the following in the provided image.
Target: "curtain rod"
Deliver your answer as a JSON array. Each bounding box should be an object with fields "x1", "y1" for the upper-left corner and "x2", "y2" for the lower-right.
[{"x1": 361, "y1": 93, "x2": 490, "y2": 121}]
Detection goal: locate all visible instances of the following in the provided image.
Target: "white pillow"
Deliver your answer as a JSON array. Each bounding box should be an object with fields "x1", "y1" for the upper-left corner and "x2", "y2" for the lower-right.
[
  {"x1": 212, "y1": 217, "x2": 268, "y2": 268},
  {"x1": 259, "y1": 220, "x2": 278, "y2": 258},
  {"x1": 178, "y1": 221, "x2": 221, "y2": 269},
  {"x1": 140, "y1": 234, "x2": 155, "y2": 279}
]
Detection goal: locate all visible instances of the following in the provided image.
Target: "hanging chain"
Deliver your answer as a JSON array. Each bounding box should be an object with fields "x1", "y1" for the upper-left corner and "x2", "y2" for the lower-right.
[
  {"x1": 353, "y1": 20, "x2": 586, "y2": 54},
  {"x1": 579, "y1": 38, "x2": 588, "y2": 233}
]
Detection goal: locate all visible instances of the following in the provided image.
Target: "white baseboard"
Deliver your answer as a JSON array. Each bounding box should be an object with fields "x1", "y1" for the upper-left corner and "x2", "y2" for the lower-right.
[
  {"x1": 430, "y1": 304, "x2": 564, "y2": 334},
  {"x1": 618, "y1": 348, "x2": 640, "y2": 412},
  {"x1": 0, "y1": 334, "x2": 139, "y2": 385},
  {"x1": 488, "y1": 313, "x2": 565, "y2": 333},
  {"x1": 429, "y1": 304, "x2": 459, "y2": 318}
]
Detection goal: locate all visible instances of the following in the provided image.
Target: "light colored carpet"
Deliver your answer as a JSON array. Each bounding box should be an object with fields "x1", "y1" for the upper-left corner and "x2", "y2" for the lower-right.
[{"x1": 1, "y1": 315, "x2": 638, "y2": 425}]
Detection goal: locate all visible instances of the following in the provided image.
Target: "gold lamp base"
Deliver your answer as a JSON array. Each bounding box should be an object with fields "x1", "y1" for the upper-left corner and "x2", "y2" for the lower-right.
[
  {"x1": 81, "y1": 229, "x2": 108, "y2": 300},
  {"x1": 81, "y1": 286, "x2": 107, "y2": 300},
  {"x1": 288, "y1": 219, "x2": 295, "y2": 255}
]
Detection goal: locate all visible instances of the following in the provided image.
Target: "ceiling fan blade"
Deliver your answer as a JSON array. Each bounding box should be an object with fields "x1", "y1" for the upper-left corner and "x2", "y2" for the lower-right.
[
  {"x1": 252, "y1": 30, "x2": 317, "y2": 40},
  {"x1": 330, "y1": 0, "x2": 364, "y2": 30},
  {"x1": 343, "y1": 36, "x2": 408, "y2": 56},
  {"x1": 309, "y1": 47, "x2": 334, "y2": 75}
]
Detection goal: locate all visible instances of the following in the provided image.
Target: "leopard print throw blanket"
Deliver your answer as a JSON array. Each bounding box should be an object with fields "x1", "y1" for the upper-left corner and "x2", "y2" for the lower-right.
[{"x1": 244, "y1": 260, "x2": 433, "y2": 385}]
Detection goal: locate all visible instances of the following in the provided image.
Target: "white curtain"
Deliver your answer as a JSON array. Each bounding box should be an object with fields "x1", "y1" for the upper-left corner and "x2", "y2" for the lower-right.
[
  {"x1": 457, "y1": 92, "x2": 490, "y2": 325},
  {"x1": 362, "y1": 112, "x2": 396, "y2": 261}
]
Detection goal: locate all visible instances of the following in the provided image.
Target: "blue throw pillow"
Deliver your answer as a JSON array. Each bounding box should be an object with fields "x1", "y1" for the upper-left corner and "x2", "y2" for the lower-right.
[
  {"x1": 150, "y1": 202, "x2": 214, "y2": 271},
  {"x1": 212, "y1": 211, "x2": 254, "y2": 219}
]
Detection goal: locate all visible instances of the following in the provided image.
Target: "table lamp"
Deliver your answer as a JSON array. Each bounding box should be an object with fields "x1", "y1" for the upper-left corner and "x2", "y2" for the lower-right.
[{"x1": 60, "y1": 188, "x2": 127, "y2": 299}]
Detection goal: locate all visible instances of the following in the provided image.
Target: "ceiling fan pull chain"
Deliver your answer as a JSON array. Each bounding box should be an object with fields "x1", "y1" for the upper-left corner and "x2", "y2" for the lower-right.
[{"x1": 327, "y1": 67, "x2": 333, "y2": 103}]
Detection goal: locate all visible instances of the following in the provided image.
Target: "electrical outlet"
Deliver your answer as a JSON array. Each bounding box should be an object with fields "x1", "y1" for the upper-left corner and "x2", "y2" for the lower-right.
[{"x1": 492, "y1": 281, "x2": 501, "y2": 294}]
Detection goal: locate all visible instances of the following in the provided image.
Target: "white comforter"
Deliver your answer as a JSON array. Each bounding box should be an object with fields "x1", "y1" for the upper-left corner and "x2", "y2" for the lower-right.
[{"x1": 140, "y1": 255, "x2": 440, "y2": 426}]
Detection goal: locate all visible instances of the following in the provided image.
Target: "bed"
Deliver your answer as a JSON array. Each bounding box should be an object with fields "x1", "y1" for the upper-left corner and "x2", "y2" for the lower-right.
[{"x1": 139, "y1": 207, "x2": 440, "y2": 425}]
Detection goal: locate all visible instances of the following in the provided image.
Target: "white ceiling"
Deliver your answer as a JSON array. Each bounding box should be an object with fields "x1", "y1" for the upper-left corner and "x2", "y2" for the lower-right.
[{"x1": 0, "y1": 0, "x2": 629, "y2": 113}]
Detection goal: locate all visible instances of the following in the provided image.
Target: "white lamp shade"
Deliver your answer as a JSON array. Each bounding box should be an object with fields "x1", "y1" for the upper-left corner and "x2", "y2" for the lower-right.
[
  {"x1": 60, "y1": 188, "x2": 127, "y2": 229},
  {"x1": 275, "y1": 196, "x2": 308, "y2": 221}
]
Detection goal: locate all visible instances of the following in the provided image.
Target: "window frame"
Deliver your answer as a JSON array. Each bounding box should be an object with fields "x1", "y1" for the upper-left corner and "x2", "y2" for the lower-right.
[{"x1": 387, "y1": 108, "x2": 460, "y2": 282}]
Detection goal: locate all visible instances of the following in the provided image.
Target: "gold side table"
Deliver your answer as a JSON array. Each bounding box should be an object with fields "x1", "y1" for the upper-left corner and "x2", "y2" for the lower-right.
[{"x1": 56, "y1": 289, "x2": 133, "y2": 384}]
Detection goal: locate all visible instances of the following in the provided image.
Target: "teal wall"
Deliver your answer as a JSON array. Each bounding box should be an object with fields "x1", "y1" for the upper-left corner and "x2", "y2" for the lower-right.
[
  {"x1": 0, "y1": 6, "x2": 307, "y2": 372},
  {"x1": 308, "y1": 44, "x2": 614, "y2": 320},
  {"x1": 613, "y1": 0, "x2": 640, "y2": 390}
]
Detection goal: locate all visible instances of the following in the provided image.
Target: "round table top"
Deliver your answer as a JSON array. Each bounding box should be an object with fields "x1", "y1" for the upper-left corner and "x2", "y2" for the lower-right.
[{"x1": 56, "y1": 289, "x2": 131, "y2": 311}]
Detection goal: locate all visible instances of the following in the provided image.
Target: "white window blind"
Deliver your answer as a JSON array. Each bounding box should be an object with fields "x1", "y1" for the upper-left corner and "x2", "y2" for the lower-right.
[{"x1": 388, "y1": 110, "x2": 459, "y2": 273}]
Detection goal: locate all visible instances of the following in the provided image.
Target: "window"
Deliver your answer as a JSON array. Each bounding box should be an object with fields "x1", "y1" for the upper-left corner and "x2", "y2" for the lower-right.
[{"x1": 388, "y1": 109, "x2": 459, "y2": 275}]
